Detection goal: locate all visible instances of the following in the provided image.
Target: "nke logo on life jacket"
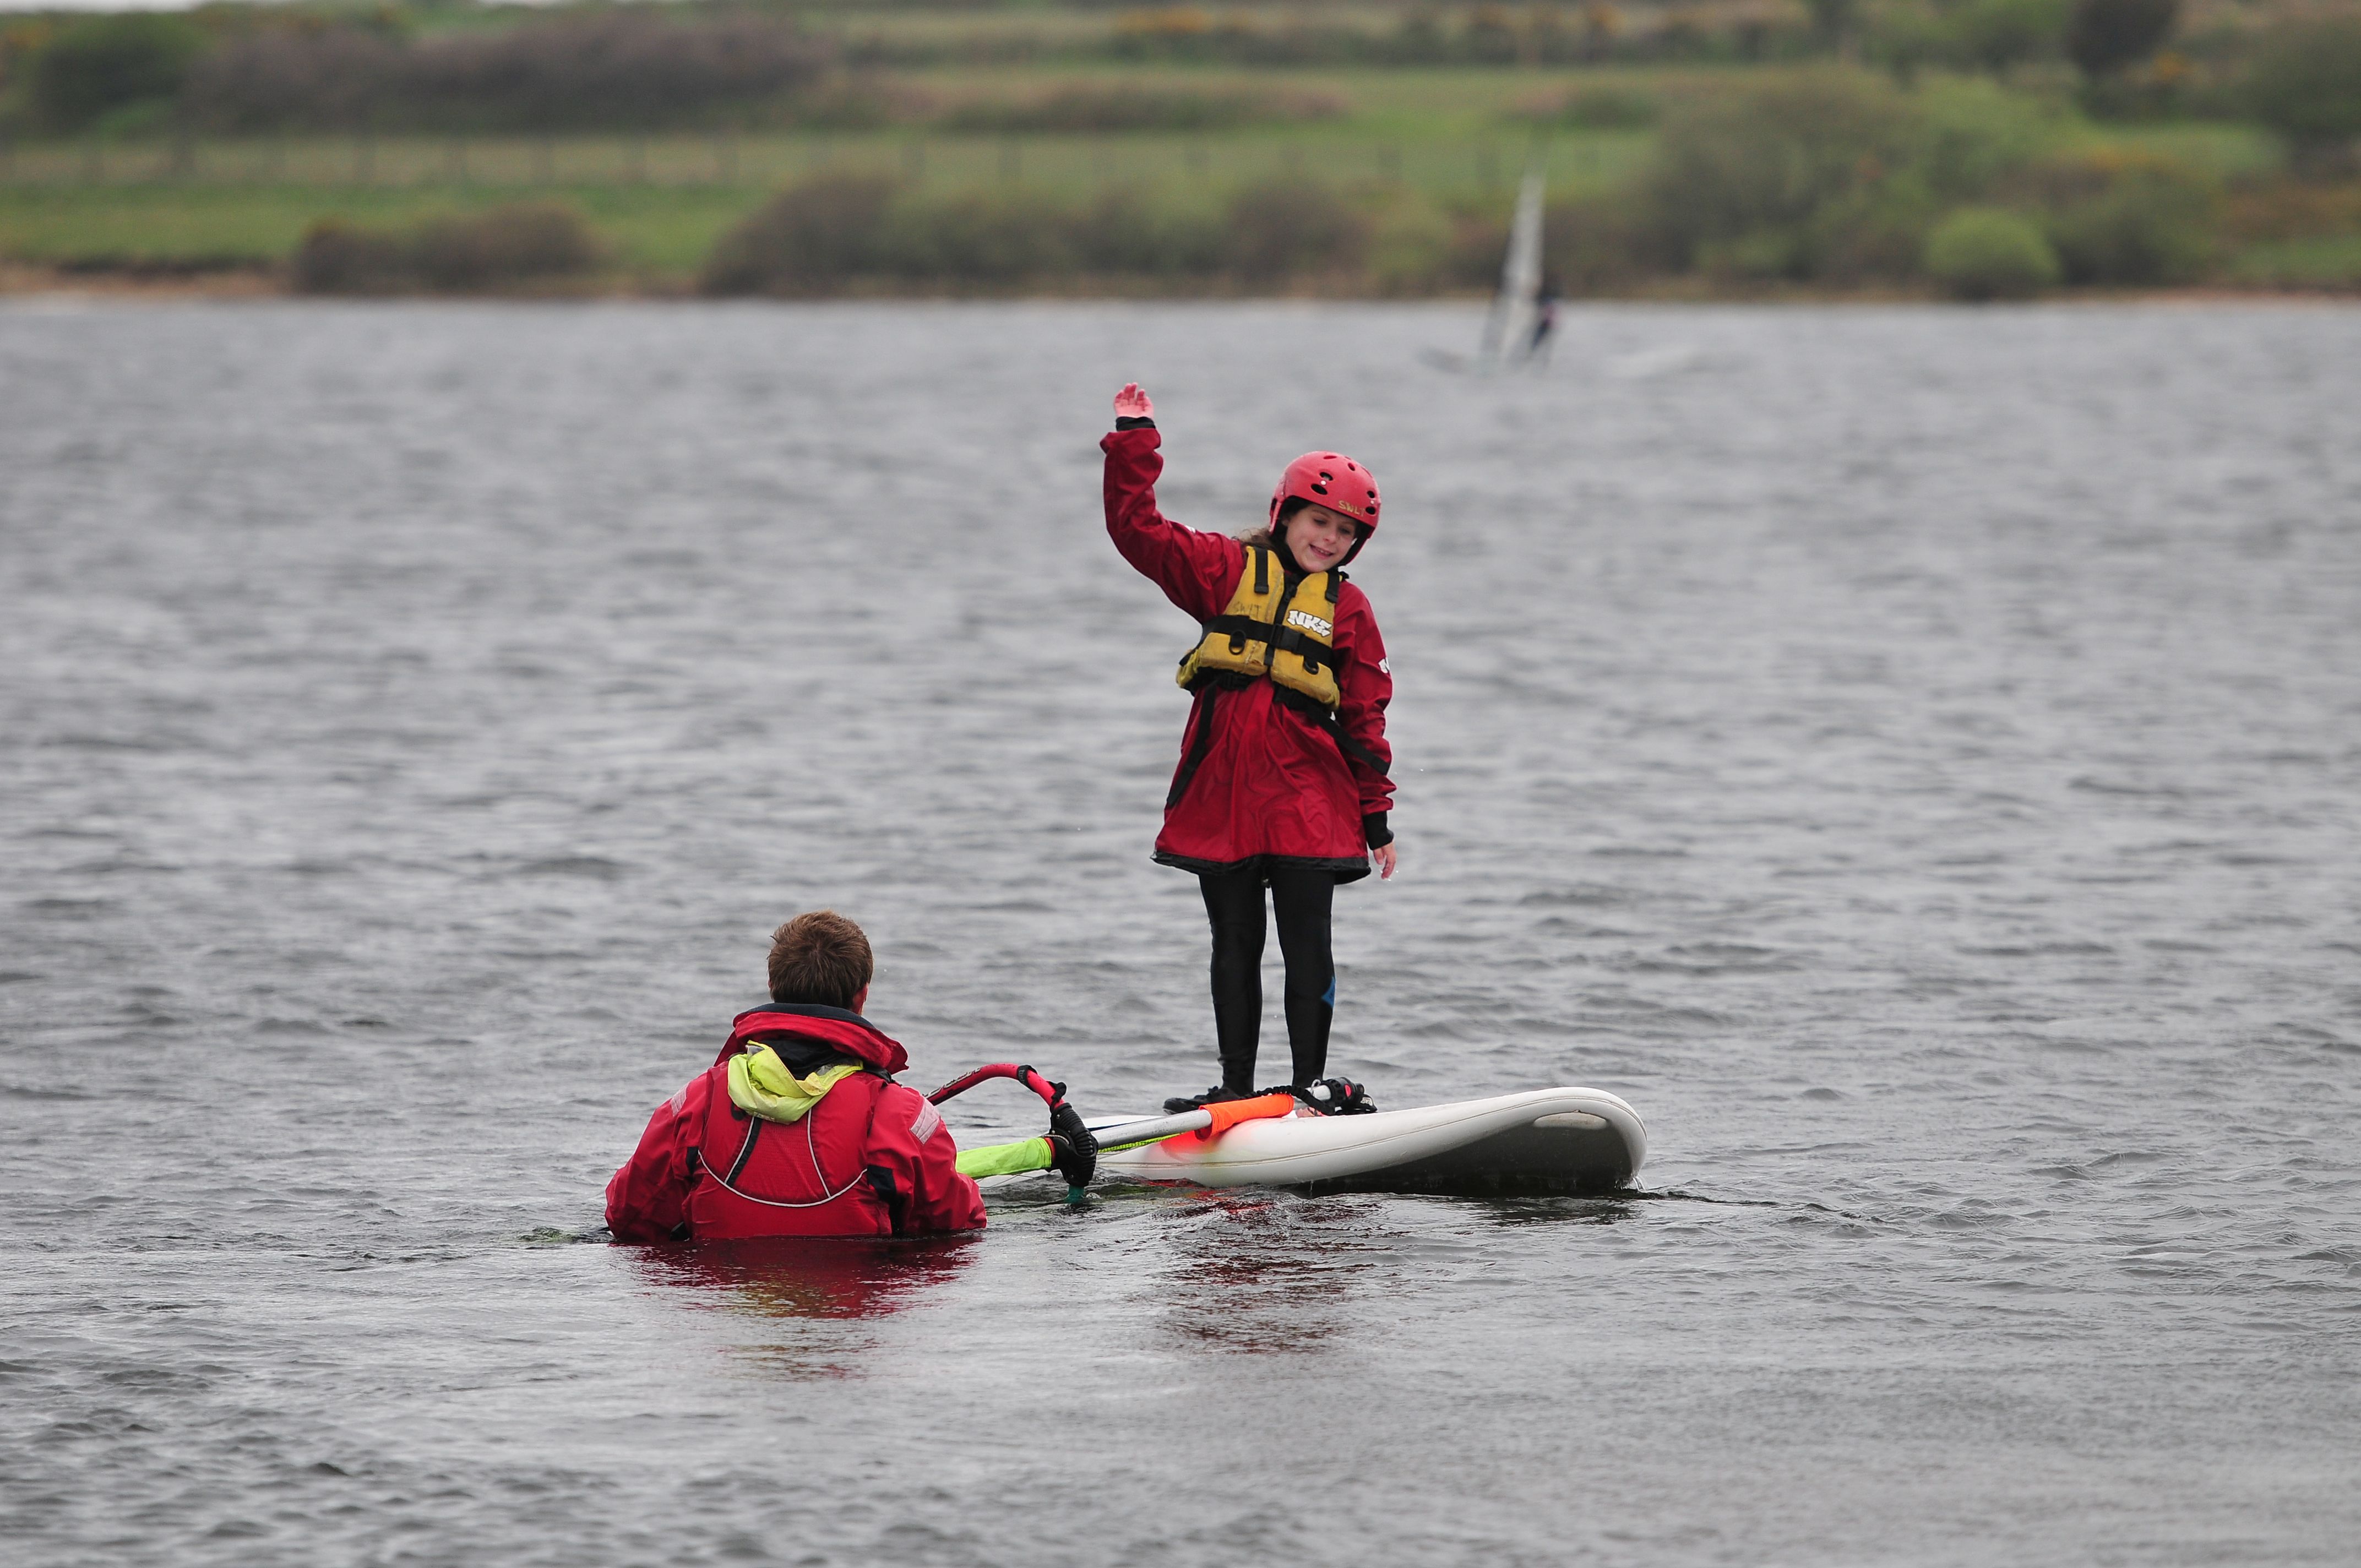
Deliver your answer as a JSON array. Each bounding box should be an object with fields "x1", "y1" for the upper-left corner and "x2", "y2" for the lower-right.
[{"x1": 1177, "y1": 542, "x2": 1343, "y2": 712}]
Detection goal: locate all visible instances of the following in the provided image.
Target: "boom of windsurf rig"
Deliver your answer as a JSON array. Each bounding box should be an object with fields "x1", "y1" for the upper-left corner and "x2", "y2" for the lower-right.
[{"x1": 937, "y1": 1064, "x2": 1297, "y2": 1201}]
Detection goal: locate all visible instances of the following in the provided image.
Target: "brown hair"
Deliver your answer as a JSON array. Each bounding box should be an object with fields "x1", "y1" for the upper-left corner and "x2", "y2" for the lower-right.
[
  {"x1": 766, "y1": 910, "x2": 874, "y2": 1008},
  {"x1": 1238, "y1": 501, "x2": 1367, "y2": 552}
]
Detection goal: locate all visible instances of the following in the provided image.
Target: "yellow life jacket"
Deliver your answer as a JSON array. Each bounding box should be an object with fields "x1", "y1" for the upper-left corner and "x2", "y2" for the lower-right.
[{"x1": 1175, "y1": 543, "x2": 1343, "y2": 711}]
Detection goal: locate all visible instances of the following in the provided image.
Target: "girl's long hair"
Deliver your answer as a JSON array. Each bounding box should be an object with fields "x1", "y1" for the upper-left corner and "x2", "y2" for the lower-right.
[{"x1": 1234, "y1": 496, "x2": 1307, "y2": 547}]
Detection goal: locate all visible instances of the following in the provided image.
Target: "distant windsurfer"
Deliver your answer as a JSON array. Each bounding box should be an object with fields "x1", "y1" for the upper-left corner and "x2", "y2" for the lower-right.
[
  {"x1": 1102, "y1": 383, "x2": 1391, "y2": 1117},
  {"x1": 1525, "y1": 276, "x2": 1561, "y2": 363}
]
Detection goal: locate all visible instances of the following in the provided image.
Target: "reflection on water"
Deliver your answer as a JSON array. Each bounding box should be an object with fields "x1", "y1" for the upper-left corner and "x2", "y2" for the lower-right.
[
  {"x1": 635, "y1": 1235, "x2": 979, "y2": 1321},
  {"x1": 1475, "y1": 1195, "x2": 1637, "y2": 1229},
  {"x1": 1150, "y1": 1191, "x2": 1390, "y2": 1354},
  {"x1": 633, "y1": 1235, "x2": 981, "y2": 1378}
]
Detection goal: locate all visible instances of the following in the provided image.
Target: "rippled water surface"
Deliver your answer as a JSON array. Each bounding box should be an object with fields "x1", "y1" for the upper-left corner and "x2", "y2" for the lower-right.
[{"x1": 4, "y1": 300, "x2": 2359, "y2": 1567}]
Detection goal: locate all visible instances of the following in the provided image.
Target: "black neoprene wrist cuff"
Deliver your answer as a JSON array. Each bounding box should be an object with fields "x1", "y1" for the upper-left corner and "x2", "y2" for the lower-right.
[
  {"x1": 1363, "y1": 812, "x2": 1393, "y2": 850},
  {"x1": 1114, "y1": 416, "x2": 1157, "y2": 431}
]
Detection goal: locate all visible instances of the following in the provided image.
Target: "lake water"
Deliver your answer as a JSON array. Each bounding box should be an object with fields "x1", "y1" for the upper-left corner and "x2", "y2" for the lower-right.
[{"x1": 3, "y1": 299, "x2": 2358, "y2": 1567}]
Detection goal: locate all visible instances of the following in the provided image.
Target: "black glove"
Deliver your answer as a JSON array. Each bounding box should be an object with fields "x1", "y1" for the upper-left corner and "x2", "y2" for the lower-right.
[{"x1": 1046, "y1": 1101, "x2": 1098, "y2": 1190}]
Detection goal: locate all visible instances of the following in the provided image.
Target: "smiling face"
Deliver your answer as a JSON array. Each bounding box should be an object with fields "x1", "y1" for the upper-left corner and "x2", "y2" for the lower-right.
[{"x1": 1278, "y1": 502, "x2": 1366, "y2": 573}]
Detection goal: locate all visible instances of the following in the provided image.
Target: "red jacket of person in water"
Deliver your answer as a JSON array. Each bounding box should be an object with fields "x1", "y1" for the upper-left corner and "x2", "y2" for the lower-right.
[
  {"x1": 1103, "y1": 423, "x2": 1395, "y2": 878},
  {"x1": 606, "y1": 1004, "x2": 986, "y2": 1242}
]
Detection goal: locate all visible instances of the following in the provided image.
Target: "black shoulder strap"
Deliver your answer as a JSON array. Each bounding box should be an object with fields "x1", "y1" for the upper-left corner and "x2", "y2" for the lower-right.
[
  {"x1": 725, "y1": 1117, "x2": 765, "y2": 1183},
  {"x1": 1274, "y1": 687, "x2": 1390, "y2": 776},
  {"x1": 1166, "y1": 684, "x2": 1224, "y2": 807}
]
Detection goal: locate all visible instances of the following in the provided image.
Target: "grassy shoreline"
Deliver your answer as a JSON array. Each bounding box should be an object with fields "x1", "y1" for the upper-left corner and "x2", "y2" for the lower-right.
[
  {"x1": 6, "y1": 257, "x2": 2354, "y2": 303},
  {"x1": 6, "y1": 58, "x2": 2354, "y2": 298}
]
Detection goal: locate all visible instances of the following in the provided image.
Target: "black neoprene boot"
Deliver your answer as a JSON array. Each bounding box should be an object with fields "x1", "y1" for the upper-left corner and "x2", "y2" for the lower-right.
[{"x1": 1163, "y1": 1085, "x2": 1251, "y2": 1115}]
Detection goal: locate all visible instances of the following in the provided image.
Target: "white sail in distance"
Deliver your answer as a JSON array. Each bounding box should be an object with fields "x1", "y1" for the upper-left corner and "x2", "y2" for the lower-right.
[{"x1": 1478, "y1": 161, "x2": 1546, "y2": 370}]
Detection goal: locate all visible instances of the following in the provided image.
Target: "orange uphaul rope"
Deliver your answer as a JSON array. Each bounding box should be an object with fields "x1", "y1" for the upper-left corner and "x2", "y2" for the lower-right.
[{"x1": 1167, "y1": 1092, "x2": 1297, "y2": 1146}]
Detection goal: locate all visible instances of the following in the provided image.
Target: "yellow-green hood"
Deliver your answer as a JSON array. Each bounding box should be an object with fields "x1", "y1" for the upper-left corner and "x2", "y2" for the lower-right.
[{"x1": 726, "y1": 1046, "x2": 863, "y2": 1124}]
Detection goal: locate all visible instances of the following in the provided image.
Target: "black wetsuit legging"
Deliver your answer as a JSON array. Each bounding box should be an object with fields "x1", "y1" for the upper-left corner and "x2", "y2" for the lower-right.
[{"x1": 1198, "y1": 863, "x2": 1335, "y2": 1094}]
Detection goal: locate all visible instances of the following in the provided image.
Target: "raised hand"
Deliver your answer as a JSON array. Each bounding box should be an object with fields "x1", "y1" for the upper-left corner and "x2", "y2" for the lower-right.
[{"x1": 1113, "y1": 382, "x2": 1155, "y2": 420}]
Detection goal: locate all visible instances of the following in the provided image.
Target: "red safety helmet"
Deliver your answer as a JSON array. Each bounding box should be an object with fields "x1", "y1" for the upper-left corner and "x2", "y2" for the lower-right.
[{"x1": 1269, "y1": 452, "x2": 1381, "y2": 542}]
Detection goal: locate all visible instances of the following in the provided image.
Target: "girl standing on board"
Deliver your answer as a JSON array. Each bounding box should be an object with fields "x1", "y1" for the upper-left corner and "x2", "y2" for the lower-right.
[{"x1": 1101, "y1": 383, "x2": 1396, "y2": 1114}]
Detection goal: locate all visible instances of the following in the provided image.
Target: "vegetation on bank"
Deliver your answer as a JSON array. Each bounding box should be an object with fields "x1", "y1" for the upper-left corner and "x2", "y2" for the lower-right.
[
  {"x1": 2, "y1": 0, "x2": 2356, "y2": 139},
  {"x1": 684, "y1": 70, "x2": 2302, "y2": 298},
  {"x1": 291, "y1": 200, "x2": 602, "y2": 292},
  {"x1": 0, "y1": 1, "x2": 2354, "y2": 297}
]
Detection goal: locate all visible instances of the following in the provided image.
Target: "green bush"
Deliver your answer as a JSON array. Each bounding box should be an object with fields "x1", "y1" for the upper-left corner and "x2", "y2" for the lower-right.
[
  {"x1": 1224, "y1": 179, "x2": 1369, "y2": 281},
  {"x1": 1541, "y1": 86, "x2": 1662, "y2": 130},
  {"x1": 2044, "y1": 166, "x2": 2217, "y2": 284},
  {"x1": 291, "y1": 203, "x2": 602, "y2": 295},
  {"x1": 1954, "y1": 0, "x2": 2070, "y2": 72},
  {"x1": 891, "y1": 189, "x2": 1077, "y2": 284},
  {"x1": 2006, "y1": 151, "x2": 2218, "y2": 282},
  {"x1": 1364, "y1": 195, "x2": 1456, "y2": 293},
  {"x1": 412, "y1": 204, "x2": 602, "y2": 291},
  {"x1": 1546, "y1": 68, "x2": 2072, "y2": 286},
  {"x1": 289, "y1": 220, "x2": 413, "y2": 295},
  {"x1": 2244, "y1": 20, "x2": 2361, "y2": 170},
  {"x1": 1917, "y1": 78, "x2": 2063, "y2": 198},
  {"x1": 700, "y1": 175, "x2": 898, "y2": 295},
  {"x1": 28, "y1": 13, "x2": 202, "y2": 133},
  {"x1": 1067, "y1": 188, "x2": 1227, "y2": 278},
  {"x1": 2065, "y1": 0, "x2": 2179, "y2": 79},
  {"x1": 1538, "y1": 191, "x2": 1682, "y2": 291},
  {"x1": 937, "y1": 86, "x2": 1340, "y2": 134},
  {"x1": 183, "y1": 16, "x2": 832, "y2": 135},
  {"x1": 1923, "y1": 206, "x2": 2062, "y2": 298},
  {"x1": 1865, "y1": 0, "x2": 2065, "y2": 74},
  {"x1": 700, "y1": 174, "x2": 1386, "y2": 294},
  {"x1": 1804, "y1": 173, "x2": 1946, "y2": 281},
  {"x1": 1642, "y1": 70, "x2": 1921, "y2": 265}
]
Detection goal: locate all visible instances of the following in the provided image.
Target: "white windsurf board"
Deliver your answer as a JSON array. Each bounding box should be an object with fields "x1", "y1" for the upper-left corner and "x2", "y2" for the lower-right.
[{"x1": 1089, "y1": 1087, "x2": 1644, "y2": 1196}]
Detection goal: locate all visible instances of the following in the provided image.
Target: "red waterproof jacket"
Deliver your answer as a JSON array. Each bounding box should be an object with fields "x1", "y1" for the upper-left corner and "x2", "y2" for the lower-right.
[
  {"x1": 1103, "y1": 423, "x2": 1395, "y2": 878},
  {"x1": 606, "y1": 1004, "x2": 987, "y2": 1243}
]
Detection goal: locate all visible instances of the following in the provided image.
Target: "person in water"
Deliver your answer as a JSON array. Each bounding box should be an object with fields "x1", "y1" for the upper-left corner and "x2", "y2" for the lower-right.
[
  {"x1": 1526, "y1": 276, "x2": 1561, "y2": 362},
  {"x1": 1102, "y1": 383, "x2": 1395, "y2": 1114},
  {"x1": 607, "y1": 911, "x2": 1089, "y2": 1242}
]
